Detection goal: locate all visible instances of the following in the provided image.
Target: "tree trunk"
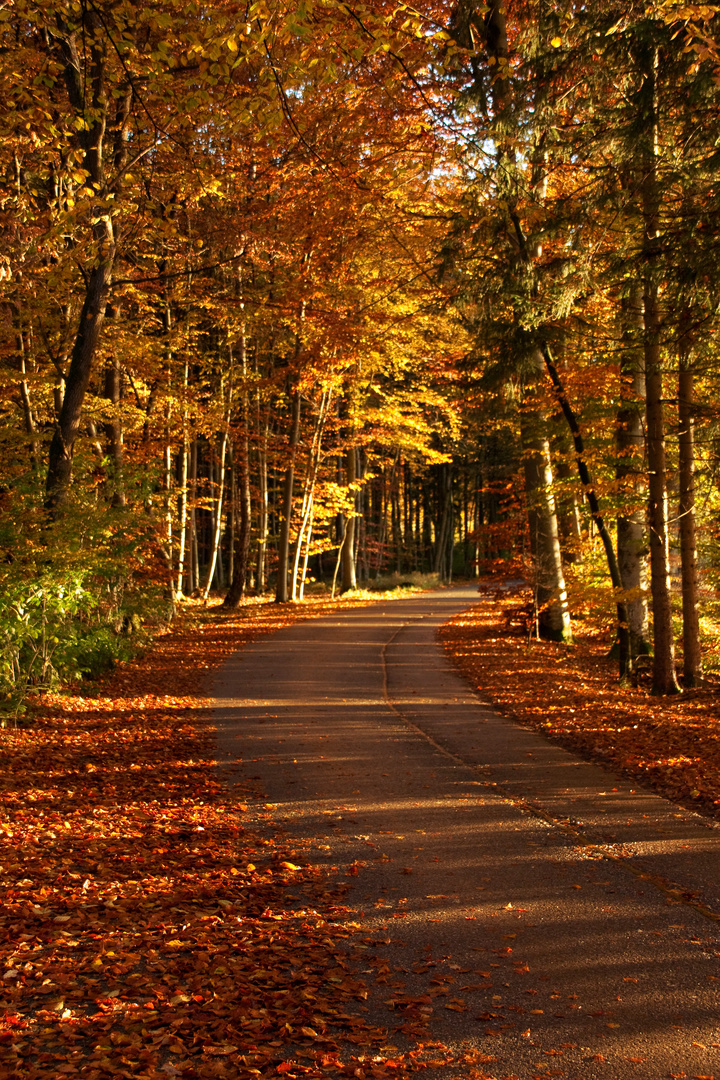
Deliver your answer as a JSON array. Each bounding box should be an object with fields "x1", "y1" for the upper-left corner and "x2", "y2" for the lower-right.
[
  {"x1": 275, "y1": 387, "x2": 301, "y2": 603},
  {"x1": 224, "y1": 337, "x2": 253, "y2": 608},
  {"x1": 341, "y1": 445, "x2": 358, "y2": 593},
  {"x1": 46, "y1": 20, "x2": 119, "y2": 513},
  {"x1": 298, "y1": 505, "x2": 314, "y2": 601},
  {"x1": 103, "y1": 322, "x2": 126, "y2": 507},
  {"x1": 223, "y1": 421, "x2": 252, "y2": 608},
  {"x1": 291, "y1": 390, "x2": 329, "y2": 600},
  {"x1": 176, "y1": 364, "x2": 190, "y2": 596},
  {"x1": 46, "y1": 242, "x2": 115, "y2": 511},
  {"x1": 542, "y1": 344, "x2": 634, "y2": 668},
  {"x1": 521, "y1": 419, "x2": 572, "y2": 642},
  {"x1": 13, "y1": 314, "x2": 40, "y2": 471},
  {"x1": 202, "y1": 430, "x2": 229, "y2": 602},
  {"x1": 256, "y1": 402, "x2": 269, "y2": 593},
  {"x1": 640, "y1": 43, "x2": 680, "y2": 695},
  {"x1": 188, "y1": 439, "x2": 198, "y2": 594},
  {"x1": 616, "y1": 284, "x2": 650, "y2": 660},
  {"x1": 678, "y1": 326, "x2": 701, "y2": 685}
]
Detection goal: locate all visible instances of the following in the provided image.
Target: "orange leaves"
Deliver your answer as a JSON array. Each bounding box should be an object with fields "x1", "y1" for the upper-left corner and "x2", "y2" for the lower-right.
[
  {"x1": 441, "y1": 586, "x2": 720, "y2": 824},
  {"x1": 0, "y1": 598, "x2": 413, "y2": 1080}
]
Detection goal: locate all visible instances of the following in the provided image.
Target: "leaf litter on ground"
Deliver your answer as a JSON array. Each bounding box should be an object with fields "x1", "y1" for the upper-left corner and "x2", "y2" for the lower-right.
[
  {"x1": 0, "y1": 592, "x2": 492, "y2": 1080},
  {"x1": 440, "y1": 580, "x2": 720, "y2": 823}
]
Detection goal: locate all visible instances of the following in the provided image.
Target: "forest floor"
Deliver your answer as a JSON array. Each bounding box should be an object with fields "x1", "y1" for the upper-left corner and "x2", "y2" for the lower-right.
[
  {"x1": 3, "y1": 578, "x2": 720, "y2": 1080},
  {"x1": 0, "y1": 587, "x2": 452, "y2": 1080},
  {"x1": 440, "y1": 577, "x2": 720, "y2": 826}
]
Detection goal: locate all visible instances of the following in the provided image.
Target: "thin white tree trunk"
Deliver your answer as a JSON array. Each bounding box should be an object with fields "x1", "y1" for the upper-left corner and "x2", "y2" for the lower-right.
[{"x1": 202, "y1": 411, "x2": 230, "y2": 602}]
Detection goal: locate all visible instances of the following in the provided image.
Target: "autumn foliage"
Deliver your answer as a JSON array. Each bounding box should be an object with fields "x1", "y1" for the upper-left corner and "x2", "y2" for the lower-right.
[
  {"x1": 0, "y1": 595, "x2": 451, "y2": 1080},
  {"x1": 441, "y1": 580, "x2": 720, "y2": 823}
]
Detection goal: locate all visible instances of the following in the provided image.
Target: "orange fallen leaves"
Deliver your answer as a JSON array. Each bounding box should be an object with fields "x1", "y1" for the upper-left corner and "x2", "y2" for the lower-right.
[
  {"x1": 0, "y1": 596, "x2": 434, "y2": 1080},
  {"x1": 3, "y1": 592, "x2": 534, "y2": 1080},
  {"x1": 441, "y1": 587, "x2": 720, "y2": 821}
]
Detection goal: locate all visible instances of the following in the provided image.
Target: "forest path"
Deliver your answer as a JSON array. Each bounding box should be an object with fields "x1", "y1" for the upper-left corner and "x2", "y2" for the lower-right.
[{"x1": 214, "y1": 586, "x2": 720, "y2": 1079}]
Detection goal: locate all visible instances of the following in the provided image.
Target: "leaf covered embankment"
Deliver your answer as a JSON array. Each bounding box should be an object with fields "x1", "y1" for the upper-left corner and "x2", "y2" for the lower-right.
[
  {"x1": 441, "y1": 584, "x2": 720, "y2": 821},
  {"x1": 0, "y1": 594, "x2": 442, "y2": 1080}
]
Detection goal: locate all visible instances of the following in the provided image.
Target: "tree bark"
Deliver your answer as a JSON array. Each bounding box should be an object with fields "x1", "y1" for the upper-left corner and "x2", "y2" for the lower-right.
[
  {"x1": 616, "y1": 284, "x2": 650, "y2": 660},
  {"x1": 256, "y1": 402, "x2": 270, "y2": 593},
  {"x1": 176, "y1": 363, "x2": 190, "y2": 596},
  {"x1": 223, "y1": 420, "x2": 252, "y2": 608},
  {"x1": 202, "y1": 430, "x2": 229, "y2": 602},
  {"x1": 14, "y1": 315, "x2": 40, "y2": 472},
  {"x1": 541, "y1": 344, "x2": 633, "y2": 666},
  {"x1": 341, "y1": 445, "x2": 358, "y2": 593},
  {"x1": 520, "y1": 412, "x2": 572, "y2": 643},
  {"x1": 46, "y1": 240, "x2": 115, "y2": 511},
  {"x1": 103, "y1": 316, "x2": 125, "y2": 507},
  {"x1": 678, "y1": 323, "x2": 701, "y2": 685},
  {"x1": 224, "y1": 333, "x2": 253, "y2": 609},
  {"x1": 640, "y1": 43, "x2": 680, "y2": 694},
  {"x1": 45, "y1": 19, "x2": 118, "y2": 513},
  {"x1": 275, "y1": 386, "x2": 301, "y2": 603}
]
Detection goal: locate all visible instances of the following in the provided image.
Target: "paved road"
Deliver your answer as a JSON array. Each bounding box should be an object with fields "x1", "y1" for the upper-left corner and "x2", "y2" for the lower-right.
[{"x1": 213, "y1": 586, "x2": 720, "y2": 1078}]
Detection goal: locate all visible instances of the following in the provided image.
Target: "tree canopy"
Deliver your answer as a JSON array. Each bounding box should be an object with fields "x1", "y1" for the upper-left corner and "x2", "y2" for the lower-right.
[{"x1": 3, "y1": 0, "x2": 720, "y2": 709}]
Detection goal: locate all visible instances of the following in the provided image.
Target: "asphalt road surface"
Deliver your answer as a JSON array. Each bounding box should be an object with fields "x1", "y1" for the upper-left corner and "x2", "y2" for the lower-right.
[{"x1": 213, "y1": 585, "x2": 720, "y2": 1079}]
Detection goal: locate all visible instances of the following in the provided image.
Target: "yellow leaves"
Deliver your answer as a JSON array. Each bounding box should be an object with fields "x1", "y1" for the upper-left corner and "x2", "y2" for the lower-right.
[{"x1": 551, "y1": 36, "x2": 562, "y2": 47}]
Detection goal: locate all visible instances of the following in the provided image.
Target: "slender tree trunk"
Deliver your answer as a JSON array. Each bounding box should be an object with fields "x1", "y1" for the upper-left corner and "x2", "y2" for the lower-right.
[
  {"x1": 640, "y1": 43, "x2": 680, "y2": 694},
  {"x1": 223, "y1": 421, "x2": 251, "y2": 608},
  {"x1": 292, "y1": 486, "x2": 314, "y2": 600},
  {"x1": 162, "y1": 431, "x2": 175, "y2": 605},
  {"x1": 341, "y1": 445, "x2": 358, "y2": 593},
  {"x1": 13, "y1": 314, "x2": 40, "y2": 471},
  {"x1": 228, "y1": 451, "x2": 236, "y2": 587},
  {"x1": 473, "y1": 465, "x2": 482, "y2": 576},
  {"x1": 46, "y1": 238, "x2": 115, "y2": 511},
  {"x1": 103, "y1": 328, "x2": 126, "y2": 507},
  {"x1": 291, "y1": 390, "x2": 329, "y2": 600},
  {"x1": 433, "y1": 463, "x2": 448, "y2": 579},
  {"x1": 188, "y1": 439, "x2": 198, "y2": 594},
  {"x1": 256, "y1": 403, "x2": 269, "y2": 593},
  {"x1": 541, "y1": 345, "x2": 634, "y2": 667},
  {"x1": 224, "y1": 335, "x2": 253, "y2": 608},
  {"x1": 276, "y1": 387, "x2": 301, "y2": 603},
  {"x1": 298, "y1": 506, "x2": 314, "y2": 601},
  {"x1": 176, "y1": 364, "x2": 190, "y2": 596},
  {"x1": 521, "y1": 414, "x2": 572, "y2": 642},
  {"x1": 202, "y1": 430, "x2": 229, "y2": 602},
  {"x1": 46, "y1": 22, "x2": 119, "y2": 512},
  {"x1": 678, "y1": 325, "x2": 701, "y2": 685},
  {"x1": 616, "y1": 284, "x2": 650, "y2": 660}
]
